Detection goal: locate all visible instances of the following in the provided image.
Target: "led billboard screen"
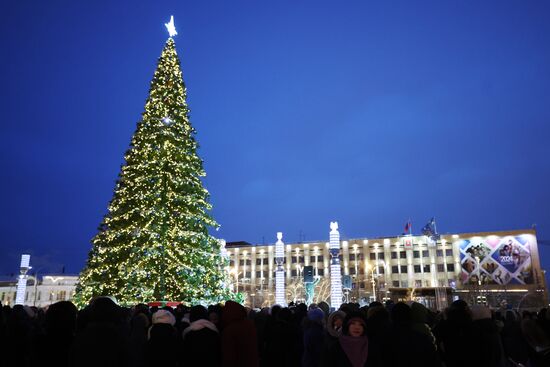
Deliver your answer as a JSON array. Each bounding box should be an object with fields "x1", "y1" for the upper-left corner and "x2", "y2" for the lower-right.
[{"x1": 458, "y1": 234, "x2": 534, "y2": 286}]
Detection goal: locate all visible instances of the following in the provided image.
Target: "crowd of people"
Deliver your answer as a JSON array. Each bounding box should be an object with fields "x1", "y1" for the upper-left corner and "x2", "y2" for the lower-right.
[{"x1": 1, "y1": 297, "x2": 550, "y2": 367}]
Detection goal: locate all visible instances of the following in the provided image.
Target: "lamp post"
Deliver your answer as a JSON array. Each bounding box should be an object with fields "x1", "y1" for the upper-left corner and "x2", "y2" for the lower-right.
[
  {"x1": 366, "y1": 264, "x2": 376, "y2": 301},
  {"x1": 229, "y1": 268, "x2": 241, "y2": 293}
]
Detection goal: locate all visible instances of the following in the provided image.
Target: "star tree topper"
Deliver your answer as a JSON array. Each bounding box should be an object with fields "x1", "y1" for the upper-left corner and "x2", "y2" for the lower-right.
[{"x1": 165, "y1": 15, "x2": 177, "y2": 37}]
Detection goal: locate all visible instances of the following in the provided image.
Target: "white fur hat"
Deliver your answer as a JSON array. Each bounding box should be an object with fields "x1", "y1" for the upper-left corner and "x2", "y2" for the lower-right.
[{"x1": 152, "y1": 309, "x2": 176, "y2": 326}]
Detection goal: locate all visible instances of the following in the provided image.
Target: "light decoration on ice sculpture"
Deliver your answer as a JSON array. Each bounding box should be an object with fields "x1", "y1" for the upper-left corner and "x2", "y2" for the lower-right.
[
  {"x1": 329, "y1": 222, "x2": 343, "y2": 309},
  {"x1": 15, "y1": 254, "x2": 31, "y2": 305},
  {"x1": 275, "y1": 232, "x2": 286, "y2": 306},
  {"x1": 165, "y1": 15, "x2": 178, "y2": 37}
]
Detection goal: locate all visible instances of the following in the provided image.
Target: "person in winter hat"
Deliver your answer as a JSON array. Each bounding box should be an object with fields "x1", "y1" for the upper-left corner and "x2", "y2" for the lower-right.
[
  {"x1": 327, "y1": 310, "x2": 346, "y2": 339},
  {"x1": 144, "y1": 308, "x2": 180, "y2": 366},
  {"x1": 151, "y1": 309, "x2": 175, "y2": 327},
  {"x1": 221, "y1": 300, "x2": 259, "y2": 367},
  {"x1": 181, "y1": 305, "x2": 220, "y2": 367},
  {"x1": 323, "y1": 311, "x2": 379, "y2": 367},
  {"x1": 303, "y1": 308, "x2": 325, "y2": 367}
]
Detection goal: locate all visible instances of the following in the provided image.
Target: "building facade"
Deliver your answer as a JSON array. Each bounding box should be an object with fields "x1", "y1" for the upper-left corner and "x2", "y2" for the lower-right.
[
  {"x1": 1, "y1": 229, "x2": 545, "y2": 311},
  {"x1": 0, "y1": 275, "x2": 78, "y2": 308},
  {"x1": 226, "y1": 229, "x2": 547, "y2": 310}
]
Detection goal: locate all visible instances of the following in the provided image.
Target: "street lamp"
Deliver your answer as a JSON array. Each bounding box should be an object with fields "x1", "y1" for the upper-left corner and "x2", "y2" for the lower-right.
[
  {"x1": 366, "y1": 264, "x2": 376, "y2": 301},
  {"x1": 229, "y1": 268, "x2": 241, "y2": 293}
]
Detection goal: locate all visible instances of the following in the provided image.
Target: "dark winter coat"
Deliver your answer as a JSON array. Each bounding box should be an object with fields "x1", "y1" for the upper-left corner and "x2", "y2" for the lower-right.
[
  {"x1": 322, "y1": 337, "x2": 381, "y2": 367},
  {"x1": 32, "y1": 301, "x2": 78, "y2": 367},
  {"x1": 69, "y1": 299, "x2": 130, "y2": 367},
  {"x1": 128, "y1": 313, "x2": 149, "y2": 367},
  {"x1": 221, "y1": 301, "x2": 259, "y2": 367},
  {"x1": 302, "y1": 321, "x2": 325, "y2": 367},
  {"x1": 262, "y1": 311, "x2": 301, "y2": 367},
  {"x1": 70, "y1": 321, "x2": 130, "y2": 367},
  {"x1": 383, "y1": 324, "x2": 440, "y2": 367},
  {"x1": 144, "y1": 323, "x2": 181, "y2": 367},
  {"x1": 182, "y1": 319, "x2": 221, "y2": 367},
  {"x1": 437, "y1": 317, "x2": 505, "y2": 367}
]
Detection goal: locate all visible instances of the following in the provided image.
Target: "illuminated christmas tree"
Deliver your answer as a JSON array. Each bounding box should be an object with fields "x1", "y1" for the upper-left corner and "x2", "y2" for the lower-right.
[{"x1": 74, "y1": 17, "x2": 231, "y2": 307}]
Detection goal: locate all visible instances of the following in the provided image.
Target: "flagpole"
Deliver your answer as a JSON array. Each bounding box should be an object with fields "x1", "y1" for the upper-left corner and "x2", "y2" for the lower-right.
[{"x1": 433, "y1": 217, "x2": 437, "y2": 235}]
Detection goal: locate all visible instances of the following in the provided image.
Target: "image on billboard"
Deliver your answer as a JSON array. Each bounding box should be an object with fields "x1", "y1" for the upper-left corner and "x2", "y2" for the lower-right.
[{"x1": 458, "y1": 234, "x2": 534, "y2": 286}]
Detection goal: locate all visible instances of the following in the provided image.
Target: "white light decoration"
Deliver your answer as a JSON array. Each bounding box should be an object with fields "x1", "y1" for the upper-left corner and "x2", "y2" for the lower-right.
[
  {"x1": 329, "y1": 222, "x2": 343, "y2": 310},
  {"x1": 165, "y1": 15, "x2": 178, "y2": 37},
  {"x1": 15, "y1": 254, "x2": 31, "y2": 305},
  {"x1": 162, "y1": 117, "x2": 173, "y2": 126},
  {"x1": 275, "y1": 232, "x2": 286, "y2": 306}
]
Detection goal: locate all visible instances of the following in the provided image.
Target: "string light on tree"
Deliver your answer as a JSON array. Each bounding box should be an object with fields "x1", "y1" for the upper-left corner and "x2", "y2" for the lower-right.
[{"x1": 74, "y1": 16, "x2": 232, "y2": 307}]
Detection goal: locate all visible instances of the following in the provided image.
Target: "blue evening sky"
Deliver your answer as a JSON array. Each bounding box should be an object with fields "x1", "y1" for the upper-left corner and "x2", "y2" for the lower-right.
[{"x1": 1, "y1": 1, "x2": 549, "y2": 281}]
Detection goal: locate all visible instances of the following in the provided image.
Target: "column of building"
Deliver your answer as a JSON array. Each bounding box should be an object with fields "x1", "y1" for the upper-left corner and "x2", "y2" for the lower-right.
[
  {"x1": 275, "y1": 232, "x2": 286, "y2": 306},
  {"x1": 329, "y1": 222, "x2": 343, "y2": 309}
]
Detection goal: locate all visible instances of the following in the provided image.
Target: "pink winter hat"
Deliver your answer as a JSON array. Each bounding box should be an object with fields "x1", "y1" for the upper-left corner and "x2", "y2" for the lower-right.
[{"x1": 152, "y1": 309, "x2": 176, "y2": 326}]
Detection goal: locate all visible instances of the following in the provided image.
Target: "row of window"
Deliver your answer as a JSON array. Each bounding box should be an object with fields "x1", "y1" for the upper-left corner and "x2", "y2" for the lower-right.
[
  {"x1": 238, "y1": 263, "x2": 456, "y2": 279},
  {"x1": 232, "y1": 249, "x2": 454, "y2": 265},
  {"x1": 1, "y1": 290, "x2": 69, "y2": 302},
  {"x1": 233, "y1": 254, "x2": 453, "y2": 271}
]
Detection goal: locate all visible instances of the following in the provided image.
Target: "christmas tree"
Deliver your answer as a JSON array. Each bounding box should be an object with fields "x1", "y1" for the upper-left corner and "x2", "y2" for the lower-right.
[{"x1": 74, "y1": 17, "x2": 231, "y2": 307}]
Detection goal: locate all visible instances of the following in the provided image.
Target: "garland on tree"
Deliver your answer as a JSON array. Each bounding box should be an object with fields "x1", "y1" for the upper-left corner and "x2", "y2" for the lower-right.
[{"x1": 74, "y1": 29, "x2": 232, "y2": 307}]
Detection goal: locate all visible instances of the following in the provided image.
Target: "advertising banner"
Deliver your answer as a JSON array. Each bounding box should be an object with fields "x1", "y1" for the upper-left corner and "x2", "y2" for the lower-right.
[{"x1": 458, "y1": 234, "x2": 534, "y2": 286}]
